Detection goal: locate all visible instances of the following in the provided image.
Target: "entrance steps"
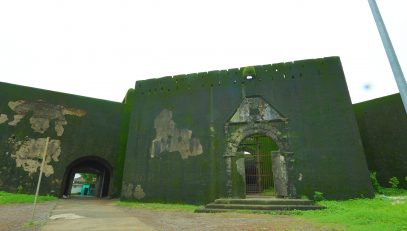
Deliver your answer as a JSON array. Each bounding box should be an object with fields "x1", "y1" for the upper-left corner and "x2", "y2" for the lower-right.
[{"x1": 195, "y1": 197, "x2": 325, "y2": 213}]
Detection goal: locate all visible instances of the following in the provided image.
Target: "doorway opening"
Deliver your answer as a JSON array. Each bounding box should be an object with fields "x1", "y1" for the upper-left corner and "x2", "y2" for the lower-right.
[
  {"x1": 238, "y1": 134, "x2": 279, "y2": 196},
  {"x1": 61, "y1": 156, "x2": 112, "y2": 198}
]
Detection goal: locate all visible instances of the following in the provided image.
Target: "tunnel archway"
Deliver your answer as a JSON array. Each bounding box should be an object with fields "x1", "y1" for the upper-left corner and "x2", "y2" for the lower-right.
[{"x1": 61, "y1": 156, "x2": 112, "y2": 198}]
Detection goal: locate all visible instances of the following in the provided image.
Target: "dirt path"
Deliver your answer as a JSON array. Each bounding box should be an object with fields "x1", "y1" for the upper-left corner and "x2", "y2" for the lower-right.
[
  {"x1": 40, "y1": 198, "x2": 336, "y2": 231},
  {"x1": 0, "y1": 201, "x2": 57, "y2": 231},
  {"x1": 41, "y1": 198, "x2": 154, "y2": 231},
  {"x1": 121, "y1": 207, "x2": 335, "y2": 231}
]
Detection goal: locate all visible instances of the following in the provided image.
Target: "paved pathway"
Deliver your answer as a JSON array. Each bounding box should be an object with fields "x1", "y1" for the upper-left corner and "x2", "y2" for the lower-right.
[{"x1": 42, "y1": 198, "x2": 155, "y2": 231}]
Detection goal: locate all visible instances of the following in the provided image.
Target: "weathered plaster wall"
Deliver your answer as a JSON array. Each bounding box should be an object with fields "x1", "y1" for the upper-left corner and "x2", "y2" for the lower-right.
[
  {"x1": 354, "y1": 94, "x2": 407, "y2": 188},
  {"x1": 0, "y1": 82, "x2": 126, "y2": 197},
  {"x1": 122, "y1": 56, "x2": 374, "y2": 204}
]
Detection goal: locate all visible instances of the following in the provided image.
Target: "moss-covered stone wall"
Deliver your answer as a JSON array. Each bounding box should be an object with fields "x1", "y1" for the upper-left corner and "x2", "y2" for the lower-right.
[
  {"x1": 122, "y1": 56, "x2": 374, "y2": 204},
  {"x1": 353, "y1": 94, "x2": 407, "y2": 188},
  {"x1": 0, "y1": 82, "x2": 127, "y2": 197}
]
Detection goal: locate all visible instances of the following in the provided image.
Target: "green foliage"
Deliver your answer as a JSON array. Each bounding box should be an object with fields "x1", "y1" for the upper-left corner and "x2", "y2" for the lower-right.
[
  {"x1": 260, "y1": 188, "x2": 275, "y2": 197},
  {"x1": 380, "y1": 187, "x2": 407, "y2": 196},
  {"x1": 117, "y1": 201, "x2": 199, "y2": 212},
  {"x1": 0, "y1": 191, "x2": 57, "y2": 204},
  {"x1": 16, "y1": 185, "x2": 24, "y2": 194},
  {"x1": 80, "y1": 173, "x2": 97, "y2": 184},
  {"x1": 370, "y1": 171, "x2": 383, "y2": 193},
  {"x1": 297, "y1": 188, "x2": 407, "y2": 231},
  {"x1": 389, "y1": 177, "x2": 400, "y2": 189},
  {"x1": 242, "y1": 66, "x2": 256, "y2": 78},
  {"x1": 313, "y1": 191, "x2": 325, "y2": 201}
]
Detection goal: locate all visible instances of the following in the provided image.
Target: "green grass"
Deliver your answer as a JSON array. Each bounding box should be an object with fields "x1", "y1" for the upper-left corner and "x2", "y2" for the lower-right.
[
  {"x1": 260, "y1": 188, "x2": 276, "y2": 196},
  {"x1": 0, "y1": 191, "x2": 57, "y2": 204},
  {"x1": 380, "y1": 187, "x2": 407, "y2": 196},
  {"x1": 117, "y1": 201, "x2": 199, "y2": 212},
  {"x1": 117, "y1": 189, "x2": 407, "y2": 230},
  {"x1": 295, "y1": 189, "x2": 407, "y2": 231}
]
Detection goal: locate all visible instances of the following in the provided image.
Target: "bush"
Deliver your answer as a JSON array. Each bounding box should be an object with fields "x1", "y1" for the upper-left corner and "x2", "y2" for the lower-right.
[
  {"x1": 389, "y1": 177, "x2": 400, "y2": 189},
  {"x1": 313, "y1": 191, "x2": 325, "y2": 201},
  {"x1": 370, "y1": 171, "x2": 383, "y2": 193},
  {"x1": 16, "y1": 185, "x2": 23, "y2": 194}
]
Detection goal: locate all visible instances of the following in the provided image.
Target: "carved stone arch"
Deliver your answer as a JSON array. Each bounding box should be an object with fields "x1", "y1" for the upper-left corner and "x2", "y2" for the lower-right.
[{"x1": 226, "y1": 123, "x2": 288, "y2": 156}]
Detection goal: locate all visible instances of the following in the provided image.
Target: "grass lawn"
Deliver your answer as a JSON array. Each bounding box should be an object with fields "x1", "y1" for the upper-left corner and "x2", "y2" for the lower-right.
[
  {"x1": 295, "y1": 189, "x2": 407, "y2": 231},
  {"x1": 118, "y1": 188, "x2": 407, "y2": 231},
  {"x1": 0, "y1": 191, "x2": 57, "y2": 204},
  {"x1": 117, "y1": 201, "x2": 199, "y2": 212}
]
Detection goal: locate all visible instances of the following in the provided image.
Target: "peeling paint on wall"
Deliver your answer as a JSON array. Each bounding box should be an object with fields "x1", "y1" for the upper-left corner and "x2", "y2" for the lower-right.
[
  {"x1": 9, "y1": 138, "x2": 61, "y2": 177},
  {"x1": 150, "y1": 109, "x2": 203, "y2": 159},
  {"x1": 0, "y1": 114, "x2": 8, "y2": 124},
  {"x1": 7, "y1": 100, "x2": 86, "y2": 136},
  {"x1": 134, "y1": 185, "x2": 146, "y2": 199},
  {"x1": 8, "y1": 115, "x2": 24, "y2": 126},
  {"x1": 122, "y1": 183, "x2": 146, "y2": 199}
]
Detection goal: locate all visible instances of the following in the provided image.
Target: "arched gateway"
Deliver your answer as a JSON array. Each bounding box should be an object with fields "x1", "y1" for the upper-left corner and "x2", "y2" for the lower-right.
[{"x1": 61, "y1": 156, "x2": 113, "y2": 198}]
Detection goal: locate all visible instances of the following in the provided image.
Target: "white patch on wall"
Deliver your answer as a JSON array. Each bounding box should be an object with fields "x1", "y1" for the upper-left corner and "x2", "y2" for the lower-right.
[
  {"x1": 7, "y1": 100, "x2": 86, "y2": 136},
  {"x1": 134, "y1": 185, "x2": 146, "y2": 199},
  {"x1": 150, "y1": 109, "x2": 203, "y2": 159},
  {"x1": 123, "y1": 183, "x2": 146, "y2": 199},
  {"x1": 10, "y1": 138, "x2": 61, "y2": 176},
  {"x1": 0, "y1": 114, "x2": 8, "y2": 124}
]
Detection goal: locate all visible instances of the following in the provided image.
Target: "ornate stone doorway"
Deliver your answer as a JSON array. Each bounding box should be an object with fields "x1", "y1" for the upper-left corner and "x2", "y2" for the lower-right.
[{"x1": 224, "y1": 96, "x2": 295, "y2": 198}]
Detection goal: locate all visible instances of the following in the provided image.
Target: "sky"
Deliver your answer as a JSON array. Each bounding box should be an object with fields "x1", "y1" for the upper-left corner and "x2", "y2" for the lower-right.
[{"x1": 0, "y1": 0, "x2": 405, "y2": 103}]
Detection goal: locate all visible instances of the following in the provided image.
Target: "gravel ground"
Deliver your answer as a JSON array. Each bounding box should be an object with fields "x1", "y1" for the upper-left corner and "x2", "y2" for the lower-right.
[
  {"x1": 0, "y1": 201, "x2": 57, "y2": 231},
  {"x1": 119, "y1": 207, "x2": 338, "y2": 231},
  {"x1": 0, "y1": 199, "x2": 339, "y2": 231}
]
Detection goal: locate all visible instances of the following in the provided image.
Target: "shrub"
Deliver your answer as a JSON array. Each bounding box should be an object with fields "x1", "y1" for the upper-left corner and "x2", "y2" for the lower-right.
[
  {"x1": 16, "y1": 185, "x2": 23, "y2": 194},
  {"x1": 313, "y1": 191, "x2": 325, "y2": 201},
  {"x1": 389, "y1": 177, "x2": 400, "y2": 189},
  {"x1": 369, "y1": 171, "x2": 383, "y2": 193}
]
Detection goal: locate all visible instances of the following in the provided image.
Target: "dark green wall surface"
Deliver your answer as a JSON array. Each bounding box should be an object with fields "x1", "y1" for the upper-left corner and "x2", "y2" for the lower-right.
[
  {"x1": 122, "y1": 56, "x2": 374, "y2": 204},
  {"x1": 0, "y1": 82, "x2": 126, "y2": 197},
  {"x1": 354, "y1": 94, "x2": 407, "y2": 188}
]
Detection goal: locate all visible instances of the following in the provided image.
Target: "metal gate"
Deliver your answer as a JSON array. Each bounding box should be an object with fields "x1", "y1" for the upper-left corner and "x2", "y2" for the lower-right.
[{"x1": 238, "y1": 134, "x2": 276, "y2": 195}]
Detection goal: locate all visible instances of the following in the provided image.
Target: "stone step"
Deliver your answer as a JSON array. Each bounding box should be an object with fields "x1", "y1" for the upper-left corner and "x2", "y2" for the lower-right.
[
  {"x1": 195, "y1": 205, "x2": 324, "y2": 213},
  {"x1": 204, "y1": 203, "x2": 325, "y2": 211},
  {"x1": 194, "y1": 197, "x2": 325, "y2": 213},
  {"x1": 214, "y1": 198, "x2": 314, "y2": 205}
]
